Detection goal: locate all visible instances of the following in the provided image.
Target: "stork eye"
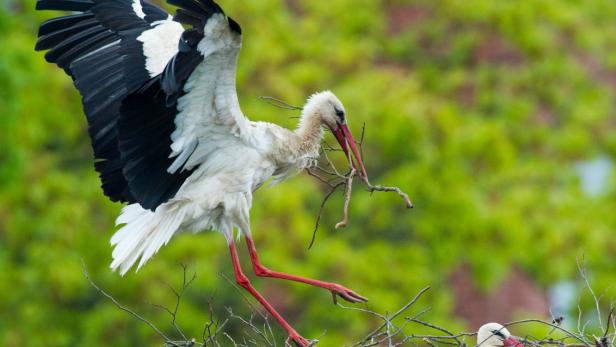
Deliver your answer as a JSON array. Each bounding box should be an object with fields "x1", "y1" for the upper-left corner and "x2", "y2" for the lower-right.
[
  {"x1": 491, "y1": 330, "x2": 506, "y2": 339},
  {"x1": 334, "y1": 108, "x2": 345, "y2": 121}
]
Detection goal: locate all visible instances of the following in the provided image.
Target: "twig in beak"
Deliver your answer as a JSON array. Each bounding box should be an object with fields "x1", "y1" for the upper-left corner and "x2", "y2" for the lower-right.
[
  {"x1": 307, "y1": 181, "x2": 346, "y2": 250},
  {"x1": 335, "y1": 166, "x2": 356, "y2": 229},
  {"x1": 306, "y1": 126, "x2": 413, "y2": 247},
  {"x1": 364, "y1": 182, "x2": 414, "y2": 209}
]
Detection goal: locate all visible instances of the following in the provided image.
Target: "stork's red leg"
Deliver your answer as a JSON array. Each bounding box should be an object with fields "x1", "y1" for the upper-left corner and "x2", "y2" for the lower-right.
[
  {"x1": 228, "y1": 241, "x2": 311, "y2": 346},
  {"x1": 245, "y1": 237, "x2": 368, "y2": 304}
]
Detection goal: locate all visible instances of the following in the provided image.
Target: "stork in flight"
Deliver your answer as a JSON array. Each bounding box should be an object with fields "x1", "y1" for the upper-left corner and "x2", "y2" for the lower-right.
[
  {"x1": 36, "y1": 0, "x2": 369, "y2": 344},
  {"x1": 477, "y1": 323, "x2": 524, "y2": 347}
]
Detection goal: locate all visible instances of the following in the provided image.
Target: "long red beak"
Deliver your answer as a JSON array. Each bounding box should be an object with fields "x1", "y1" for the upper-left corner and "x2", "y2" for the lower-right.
[
  {"x1": 503, "y1": 337, "x2": 523, "y2": 347},
  {"x1": 331, "y1": 123, "x2": 369, "y2": 180}
]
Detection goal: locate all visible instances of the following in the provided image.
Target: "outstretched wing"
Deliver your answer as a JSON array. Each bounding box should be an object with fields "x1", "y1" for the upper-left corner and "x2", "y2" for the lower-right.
[
  {"x1": 37, "y1": 0, "x2": 250, "y2": 211},
  {"x1": 116, "y1": 0, "x2": 249, "y2": 210},
  {"x1": 35, "y1": 0, "x2": 185, "y2": 203}
]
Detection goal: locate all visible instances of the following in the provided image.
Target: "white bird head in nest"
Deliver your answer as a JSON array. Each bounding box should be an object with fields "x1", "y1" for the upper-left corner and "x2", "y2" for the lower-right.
[{"x1": 477, "y1": 323, "x2": 523, "y2": 347}]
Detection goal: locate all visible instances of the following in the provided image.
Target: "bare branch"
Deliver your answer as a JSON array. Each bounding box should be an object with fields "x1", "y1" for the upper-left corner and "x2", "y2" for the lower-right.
[
  {"x1": 151, "y1": 264, "x2": 198, "y2": 341},
  {"x1": 578, "y1": 256, "x2": 603, "y2": 331},
  {"x1": 504, "y1": 319, "x2": 591, "y2": 345},
  {"x1": 82, "y1": 263, "x2": 175, "y2": 344},
  {"x1": 335, "y1": 166, "x2": 356, "y2": 229},
  {"x1": 363, "y1": 181, "x2": 414, "y2": 209},
  {"x1": 83, "y1": 259, "x2": 614, "y2": 347},
  {"x1": 603, "y1": 307, "x2": 614, "y2": 339},
  {"x1": 258, "y1": 96, "x2": 302, "y2": 111},
  {"x1": 226, "y1": 308, "x2": 275, "y2": 346},
  {"x1": 307, "y1": 181, "x2": 345, "y2": 249},
  {"x1": 306, "y1": 168, "x2": 335, "y2": 187},
  {"x1": 307, "y1": 127, "x2": 413, "y2": 247},
  {"x1": 408, "y1": 318, "x2": 463, "y2": 345},
  {"x1": 351, "y1": 286, "x2": 431, "y2": 347}
]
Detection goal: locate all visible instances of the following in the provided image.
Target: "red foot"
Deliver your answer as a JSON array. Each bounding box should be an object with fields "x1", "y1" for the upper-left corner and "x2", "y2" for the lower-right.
[
  {"x1": 329, "y1": 283, "x2": 368, "y2": 304},
  {"x1": 286, "y1": 332, "x2": 312, "y2": 346},
  {"x1": 246, "y1": 237, "x2": 368, "y2": 306}
]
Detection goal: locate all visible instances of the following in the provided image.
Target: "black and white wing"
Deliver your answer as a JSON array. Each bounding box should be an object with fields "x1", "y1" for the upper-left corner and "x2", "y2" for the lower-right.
[
  {"x1": 36, "y1": 0, "x2": 249, "y2": 211},
  {"x1": 36, "y1": 0, "x2": 185, "y2": 203},
  {"x1": 117, "y1": 2, "x2": 248, "y2": 210}
]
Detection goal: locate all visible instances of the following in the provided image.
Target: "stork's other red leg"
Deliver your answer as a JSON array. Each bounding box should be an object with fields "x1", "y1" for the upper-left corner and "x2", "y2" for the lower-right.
[
  {"x1": 228, "y1": 241, "x2": 310, "y2": 346},
  {"x1": 245, "y1": 237, "x2": 368, "y2": 304}
]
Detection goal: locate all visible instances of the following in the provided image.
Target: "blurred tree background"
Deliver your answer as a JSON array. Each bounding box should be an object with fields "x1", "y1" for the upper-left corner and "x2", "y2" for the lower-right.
[{"x1": 1, "y1": 0, "x2": 616, "y2": 345}]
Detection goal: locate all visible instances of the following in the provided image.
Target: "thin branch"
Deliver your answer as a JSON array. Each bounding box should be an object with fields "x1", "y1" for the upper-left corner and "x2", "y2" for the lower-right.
[
  {"x1": 322, "y1": 149, "x2": 344, "y2": 177},
  {"x1": 354, "y1": 286, "x2": 431, "y2": 346},
  {"x1": 408, "y1": 318, "x2": 463, "y2": 345},
  {"x1": 202, "y1": 299, "x2": 227, "y2": 346},
  {"x1": 82, "y1": 263, "x2": 175, "y2": 344},
  {"x1": 363, "y1": 181, "x2": 414, "y2": 209},
  {"x1": 577, "y1": 256, "x2": 603, "y2": 330},
  {"x1": 306, "y1": 168, "x2": 335, "y2": 187},
  {"x1": 152, "y1": 264, "x2": 198, "y2": 341},
  {"x1": 504, "y1": 319, "x2": 591, "y2": 345},
  {"x1": 357, "y1": 122, "x2": 366, "y2": 160},
  {"x1": 603, "y1": 308, "x2": 614, "y2": 338},
  {"x1": 335, "y1": 166, "x2": 356, "y2": 229},
  {"x1": 337, "y1": 302, "x2": 389, "y2": 322},
  {"x1": 226, "y1": 308, "x2": 275, "y2": 346},
  {"x1": 308, "y1": 181, "x2": 345, "y2": 249},
  {"x1": 258, "y1": 96, "x2": 302, "y2": 111}
]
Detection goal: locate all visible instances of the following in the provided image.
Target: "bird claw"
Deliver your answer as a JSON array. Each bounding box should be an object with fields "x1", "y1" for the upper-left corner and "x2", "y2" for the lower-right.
[
  {"x1": 286, "y1": 333, "x2": 314, "y2": 347},
  {"x1": 330, "y1": 285, "x2": 368, "y2": 305}
]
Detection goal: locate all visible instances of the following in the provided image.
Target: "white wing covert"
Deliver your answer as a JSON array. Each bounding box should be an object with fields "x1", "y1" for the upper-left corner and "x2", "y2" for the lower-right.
[
  {"x1": 165, "y1": 8, "x2": 249, "y2": 173},
  {"x1": 116, "y1": 0, "x2": 249, "y2": 210}
]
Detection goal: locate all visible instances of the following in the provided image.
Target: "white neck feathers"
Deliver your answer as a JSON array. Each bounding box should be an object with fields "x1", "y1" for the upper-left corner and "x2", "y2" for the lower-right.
[{"x1": 295, "y1": 108, "x2": 324, "y2": 155}]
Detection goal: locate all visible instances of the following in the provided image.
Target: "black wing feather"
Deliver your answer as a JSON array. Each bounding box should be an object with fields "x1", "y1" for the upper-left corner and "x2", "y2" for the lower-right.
[
  {"x1": 38, "y1": 13, "x2": 94, "y2": 36},
  {"x1": 37, "y1": 0, "x2": 243, "y2": 210},
  {"x1": 114, "y1": 0, "x2": 235, "y2": 210},
  {"x1": 36, "y1": 0, "x2": 94, "y2": 11},
  {"x1": 142, "y1": 3, "x2": 169, "y2": 22},
  {"x1": 167, "y1": 0, "x2": 209, "y2": 20},
  {"x1": 35, "y1": 0, "x2": 166, "y2": 203},
  {"x1": 54, "y1": 32, "x2": 118, "y2": 69},
  {"x1": 174, "y1": 9, "x2": 204, "y2": 29},
  {"x1": 36, "y1": 18, "x2": 100, "y2": 50},
  {"x1": 45, "y1": 26, "x2": 109, "y2": 64},
  {"x1": 117, "y1": 0, "x2": 242, "y2": 209},
  {"x1": 160, "y1": 32, "x2": 204, "y2": 105},
  {"x1": 118, "y1": 77, "x2": 197, "y2": 210}
]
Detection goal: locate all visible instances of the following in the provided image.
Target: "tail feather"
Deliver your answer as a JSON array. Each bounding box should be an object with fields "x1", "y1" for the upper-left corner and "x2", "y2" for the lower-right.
[
  {"x1": 110, "y1": 203, "x2": 185, "y2": 275},
  {"x1": 138, "y1": 206, "x2": 185, "y2": 269}
]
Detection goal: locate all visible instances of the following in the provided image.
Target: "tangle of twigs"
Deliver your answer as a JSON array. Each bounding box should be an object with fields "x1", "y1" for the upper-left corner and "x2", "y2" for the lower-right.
[
  {"x1": 307, "y1": 125, "x2": 413, "y2": 249},
  {"x1": 84, "y1": 261, "x2": 615, "y2": 347},
  {"x1": 341, "y1": 262, "x2": 616, "y2": 347}
]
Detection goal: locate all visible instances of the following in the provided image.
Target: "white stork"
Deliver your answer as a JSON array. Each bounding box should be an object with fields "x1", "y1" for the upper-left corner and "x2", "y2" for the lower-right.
[
  {"x1": 35, "y1": 0, "x2": 369, "y2": 344},
  {"x1": 477, "y1": 323, "x2": 524, "y2": 347}
]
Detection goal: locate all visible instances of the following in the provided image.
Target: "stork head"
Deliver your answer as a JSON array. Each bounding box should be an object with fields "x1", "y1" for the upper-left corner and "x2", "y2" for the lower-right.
[
  {"x1": 303, "y1": 91, "x2": 368, "y2": 179},
  {"x1": 477, "y1": 323, "x2": 523, "y2": 347}
]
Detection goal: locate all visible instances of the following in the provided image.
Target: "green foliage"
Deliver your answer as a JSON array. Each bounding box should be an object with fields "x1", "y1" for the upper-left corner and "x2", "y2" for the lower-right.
[{"x1": 1, "y1": 0, "x2": 616, "y2": 345}]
